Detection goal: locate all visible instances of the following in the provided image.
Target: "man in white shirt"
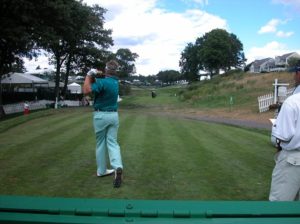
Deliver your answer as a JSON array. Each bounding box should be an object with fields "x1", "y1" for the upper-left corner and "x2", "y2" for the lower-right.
[{"x1": 269, "y1": 67, "x2": 300, "y2": 201}]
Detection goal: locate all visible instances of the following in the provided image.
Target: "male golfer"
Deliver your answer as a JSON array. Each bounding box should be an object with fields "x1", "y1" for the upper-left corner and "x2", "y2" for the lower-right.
[
  {"x1": 269, "y1": 66, "x2": 300, "y2": 201},
  {"x1": 83, "y1": 60, "x2": 123, "y2": 188}
]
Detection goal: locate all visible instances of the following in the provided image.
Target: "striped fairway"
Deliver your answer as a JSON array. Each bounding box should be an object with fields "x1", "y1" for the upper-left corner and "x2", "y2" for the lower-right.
[{"x1": 0, "y1": 108, "x2": 274, "y2": 200}]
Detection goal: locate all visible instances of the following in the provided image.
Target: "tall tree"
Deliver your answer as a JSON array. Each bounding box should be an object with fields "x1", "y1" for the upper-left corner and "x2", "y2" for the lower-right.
[
  {"x1": 157, "y1": 70, "x2": 182, "y2": 84},
  {"x1": 179, "y1": 43, "x2": 201, "y2": 82},
  {"x1": 198, "y1": 29, "x2": 246, "y2": 75},
  {"x1": 73, "y1": 47, "x2": 113, "y2": 76},
  {"x1": 35, "y1": 0, "x2": 84, "y2": 103},
  {"x1": 179, "y1": 29, "x2": 246, "y2": 80},
  {"x1": 60, "y1": 4, "x2": 113, "y2": 97},
  {"x1": 0, "y1": 0, "x2": 114, "y2": 115},
  {"x1": 114, "y1": 48, "x2": 139, "y2": 78},
  {"x1": 35, "y1": 1, "x2": 113, "y2": 103},
  {"x1": 0, "y1": 0, "x2": 39, "y2": 117}
]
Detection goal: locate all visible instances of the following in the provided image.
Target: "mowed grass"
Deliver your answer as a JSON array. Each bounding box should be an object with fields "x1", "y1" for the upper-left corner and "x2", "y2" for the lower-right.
[
  {"x1": 120, "y1": 86, "x2": 187, "y2": 110},
  {"x1": 0, "y1": 107, "x2": 274, "y2": 200}
]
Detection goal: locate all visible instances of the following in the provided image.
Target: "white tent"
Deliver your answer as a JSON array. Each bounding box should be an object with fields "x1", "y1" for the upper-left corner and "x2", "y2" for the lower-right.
[
  {"x1": 1, "y1": 73, "x2": 48, "y2": 84},
  {"x1": 67, "y1": 82, "x2": 82, "y2": 94},
  {"x1": 1, "y1": 73, "x2": 48, "y2": 92}
]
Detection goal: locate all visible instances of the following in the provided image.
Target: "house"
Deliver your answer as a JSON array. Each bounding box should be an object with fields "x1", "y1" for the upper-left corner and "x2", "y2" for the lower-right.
[
  {"x1": 249, "y1": 58, "x2": 275, "y2": 73},
  {"x1": 248, "y1": 52, "x2": 300, "y2": 73},
  {"x1": 275, "y1": 52, "x2": 300, "y2": 67}
]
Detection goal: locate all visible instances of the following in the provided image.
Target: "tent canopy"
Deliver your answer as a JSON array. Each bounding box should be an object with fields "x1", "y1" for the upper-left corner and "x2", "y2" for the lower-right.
[
  {"x1": 68, "y1": 82, "x2": 80, "y2": 87},
  {"x1": 1, "y1": 73, "x2": 48, "y2": 84},
  {"x1": 67, "y1": 82, "x2": 82, "y2": 94}
]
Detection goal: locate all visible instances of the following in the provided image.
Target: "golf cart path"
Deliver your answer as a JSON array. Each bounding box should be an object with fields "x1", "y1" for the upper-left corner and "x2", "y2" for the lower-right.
[
  {"x1": 179, "y1": 114, "x2": 271, "y2": 130},
  {"x1": 145, "y1": 110, "x2": 272, "y2": 130}
]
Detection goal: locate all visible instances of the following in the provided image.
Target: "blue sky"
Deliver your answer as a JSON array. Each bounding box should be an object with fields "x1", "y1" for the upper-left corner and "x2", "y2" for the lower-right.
[{"x1": 25, "y1": 0, "x2": 300, "y2": 76}]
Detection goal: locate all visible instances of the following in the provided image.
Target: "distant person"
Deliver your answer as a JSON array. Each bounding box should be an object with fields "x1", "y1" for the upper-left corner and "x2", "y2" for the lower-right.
[
  {"x1": 83, "y1": 60, "x2": 123, "y2": 188},
  {"x1": 151, "y1": 90, "x2": 156, "y2": 98},
  {"x1": 269, "y1": 66, "x2": 300, "y2": 201},
  {"x1": 23, "y1": 101, "x2": 30, "y2": 115}
]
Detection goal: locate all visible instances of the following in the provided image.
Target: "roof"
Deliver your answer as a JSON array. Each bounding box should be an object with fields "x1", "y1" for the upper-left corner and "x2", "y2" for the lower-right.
[
  {"x1": 252, "y1": 58, "x2": 274, "y2": 66},
  {"x1": 68, "y1": 82, "x2": 80, "y2": 87},
  {"x1": 277, "y1": 52, "x2": 297, "y2": 60},
  {"x1": 1, "y1": 73, "x2": 48, "y2": 84}
]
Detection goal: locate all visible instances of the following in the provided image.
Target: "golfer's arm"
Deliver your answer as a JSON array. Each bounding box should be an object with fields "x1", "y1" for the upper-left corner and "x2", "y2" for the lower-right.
[{"x1": 83, "y1": 75, "x2": 94, "y2": 95}]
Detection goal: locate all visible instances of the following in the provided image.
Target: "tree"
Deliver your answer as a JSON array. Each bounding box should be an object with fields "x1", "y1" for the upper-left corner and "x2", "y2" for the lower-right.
[
  {"x1": 288, "y1": 57, "x2": 300, "y2": 68},
  {"x1": 179, "y1": 43, "x2": 202, "y2": 82},
  {"x1": 35, "y1": 1, "x2": 82, "y2": 102},
  {"x1": 33, "y1": 1, "x2": 114, "y2": 101},
  {"x1": 73, "y1": 47, "x2": 113, "y2": 75},
  {"x1": 60, "y1": 4, "x2": 113, "y2": 97},
  {"x1": 114, "y1": 48, "x2": 139, "y2": 78},
  {"x1": 198, "y1": 29, "x2": 246, "y2": 75},
  {"x1": 157, "y1": 70, "x2": 182, "y2": 84},
  {"x1": 0, "y1": 0, "x2": 114, "y2": 115},
  {"x1": 179, "y1": 29, "x2": 246, "y2": 81},
  {"x1": 0, "y1": 0, "x2": 39, "y2": 117}
]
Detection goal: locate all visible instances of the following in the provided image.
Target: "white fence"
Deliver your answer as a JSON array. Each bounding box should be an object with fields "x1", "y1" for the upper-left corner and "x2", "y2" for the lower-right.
[
  {"x1": 258, "y1": 93, "x2": 274, "y2": 113},
  {"x1": 61, "y1": 100, "x2": 80, "y2": 107},
  {"x1": 257, "y1": 88, "x2": 294, "y2": 113},
  {"x1": 3, "y1": 100, "x2": 52, "y2": 114},
  {"x1": 3, "y1": 100, "x2": 84, "y2": 115}
]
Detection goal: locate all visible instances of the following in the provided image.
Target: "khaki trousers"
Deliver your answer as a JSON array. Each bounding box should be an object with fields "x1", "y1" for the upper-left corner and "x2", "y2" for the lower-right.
[{"x1": 269, "y1": 150, "x2": 300, "y2": 201}]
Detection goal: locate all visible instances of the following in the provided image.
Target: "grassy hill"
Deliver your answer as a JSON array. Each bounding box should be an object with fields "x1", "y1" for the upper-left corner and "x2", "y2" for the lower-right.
[
  {"x1": 178, "y1": 71, "x2": 294, "y2": 111},
  {"x1": 120, "y1": 71, "x2": 294, "y2": 124}
]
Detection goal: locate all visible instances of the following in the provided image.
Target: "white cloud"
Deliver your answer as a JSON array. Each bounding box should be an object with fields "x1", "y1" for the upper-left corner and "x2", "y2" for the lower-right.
[
  {"x1": 181, "y1": 0, "x2": 209, "y2": 7},
  {"x1": 273, "y1": 0, "x2": 300, "y2": 3},
  {"x1": 23, "y1": 53, "x2": 54, "y2": 73},
  {"x1": 83, "y1": 0, "x2": 227, "y2": 75},
  {"x1": 258, "y1": 18, "x2": 294, "y2": 38},
  {"x1": 246, "y1": 41, "x2": 300, "y2": 63},
  {"x1": 272, "y1": 0, "x2": 300, "y2": 7},
  {"x1": 276, "y1": 30, "x2": 294, "y2": 37},
  {"x1": 258, "y1": 19, "x2": 281, "y2": 34},
  {"x1": 193, "y1": 0, "x2": 209, "y2": 4}
]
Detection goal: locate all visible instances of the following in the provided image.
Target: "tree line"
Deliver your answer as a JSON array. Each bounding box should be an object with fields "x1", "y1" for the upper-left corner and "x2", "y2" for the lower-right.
[
  {"x1": 1, "y1": 0, "x2": 248, "y2": 117},
  {"x1": 0, "y1": 0, "x2": 138, "y2": 117}
]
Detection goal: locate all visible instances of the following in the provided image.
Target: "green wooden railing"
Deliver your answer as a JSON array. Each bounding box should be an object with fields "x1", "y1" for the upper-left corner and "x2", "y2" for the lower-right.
[{"x1": 1, "y1": 195, "x2": 300, "y2": 223}]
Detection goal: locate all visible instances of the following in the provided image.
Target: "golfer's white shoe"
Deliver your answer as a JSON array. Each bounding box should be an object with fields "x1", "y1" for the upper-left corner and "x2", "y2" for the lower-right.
[{"x1": 97, "y1": 169, "x2": 114, "y2": 177}]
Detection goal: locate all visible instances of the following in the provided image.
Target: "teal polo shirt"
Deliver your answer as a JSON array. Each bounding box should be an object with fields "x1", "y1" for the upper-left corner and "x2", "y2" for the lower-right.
[{"x1": 91, "y1": 76, "x2": 119, "y2": 111}]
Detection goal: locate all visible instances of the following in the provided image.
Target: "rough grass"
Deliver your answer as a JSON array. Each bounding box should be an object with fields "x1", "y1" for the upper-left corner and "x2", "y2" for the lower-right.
[
  {"x1": 0, "y1": 108, "x2": 274, "y2": 200},
  {"x1": 178, "y1": 71, "x2": 294, "y2": 112}
]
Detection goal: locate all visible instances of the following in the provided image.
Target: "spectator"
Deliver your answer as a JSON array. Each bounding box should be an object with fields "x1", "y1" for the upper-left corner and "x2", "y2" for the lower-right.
[{"x1": 269, "y1": 67, "x2": 300, "y2": 201}]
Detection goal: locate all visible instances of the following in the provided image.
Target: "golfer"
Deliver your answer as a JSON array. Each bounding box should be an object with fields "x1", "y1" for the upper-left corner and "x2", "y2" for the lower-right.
[
  {"x1": 83, "y1": 60, "x2": 123, "y2": 188},
  {"x1": 269, "y1": 66, "x2": 300, "y2": 201}
]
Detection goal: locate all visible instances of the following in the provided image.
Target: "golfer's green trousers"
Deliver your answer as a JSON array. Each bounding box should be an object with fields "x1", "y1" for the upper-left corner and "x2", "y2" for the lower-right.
[{"x1": 93, "y1": 111, "x2": 123, "y2": 175}]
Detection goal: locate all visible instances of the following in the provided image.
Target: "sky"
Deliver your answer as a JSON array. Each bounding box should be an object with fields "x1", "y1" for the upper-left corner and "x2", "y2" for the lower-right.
[{"x1": 24, "y1": 0, "x2": 300, "y2": 76}]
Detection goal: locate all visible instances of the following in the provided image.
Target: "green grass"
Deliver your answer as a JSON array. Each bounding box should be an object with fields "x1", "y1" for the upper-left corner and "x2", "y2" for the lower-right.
[
  {"x1": 177, "y1": 71, "x2": 294, "y2": 112},
  {"x1": 120, "y1": 85, "x2": 187, "y2": 110},
  {"x1": 0, "y1": 107, "x2": 274, "y2": 200}
]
